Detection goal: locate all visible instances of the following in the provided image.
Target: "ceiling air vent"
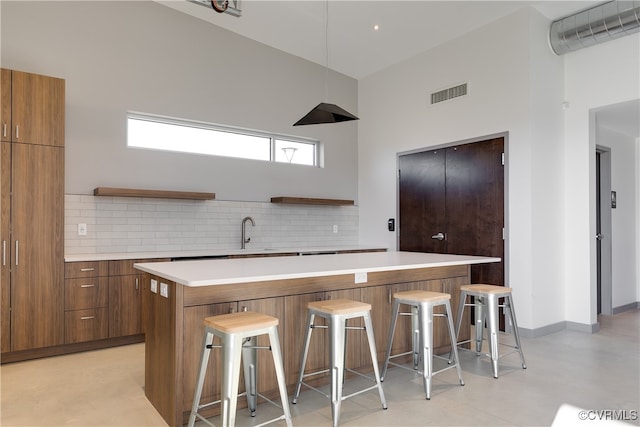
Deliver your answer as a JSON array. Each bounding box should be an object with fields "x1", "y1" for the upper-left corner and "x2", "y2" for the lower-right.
[{"x1": 430, "y1": 83, "x2": 468, "y2": 105}]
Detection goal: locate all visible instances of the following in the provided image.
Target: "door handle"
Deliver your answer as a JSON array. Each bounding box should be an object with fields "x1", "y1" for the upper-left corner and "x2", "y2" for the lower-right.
[{"x1": 431, "y1": 232, "x2": 445, "y2": 241}]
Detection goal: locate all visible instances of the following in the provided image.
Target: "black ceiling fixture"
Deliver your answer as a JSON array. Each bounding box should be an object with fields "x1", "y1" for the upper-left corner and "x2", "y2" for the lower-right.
[
  {"x1": 293, "y1": 1, "x2": 358, "y2": 126},
  {"x1": 294, "y1": 102, "x2": 359, "y2": 126}
]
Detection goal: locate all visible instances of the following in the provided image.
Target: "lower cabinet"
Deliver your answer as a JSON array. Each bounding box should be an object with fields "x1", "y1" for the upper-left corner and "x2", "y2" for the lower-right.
[
  {"x1": 108, "y1": 259, "x2": 152, "y2": 338},
  {"x1": 63, "y1": 258, "x2": 169, "y2": 345}
]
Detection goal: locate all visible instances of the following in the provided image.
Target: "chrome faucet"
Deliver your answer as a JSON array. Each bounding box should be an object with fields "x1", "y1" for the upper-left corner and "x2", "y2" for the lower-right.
[{"x1": 241, "y1": 216, "x2": 255, "y2": 249}]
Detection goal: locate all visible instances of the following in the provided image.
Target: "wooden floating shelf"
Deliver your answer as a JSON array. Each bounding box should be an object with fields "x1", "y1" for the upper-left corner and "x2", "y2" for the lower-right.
[
  {"x1": 93, "y1": 187, "x2": 215, "y2": 200},
  {"x1": 270, "y1": 197, "x2": 354, "y2": 206}
]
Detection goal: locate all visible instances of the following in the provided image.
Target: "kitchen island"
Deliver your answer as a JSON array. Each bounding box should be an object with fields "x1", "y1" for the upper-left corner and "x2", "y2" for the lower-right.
[{"x1": 135, "y1": 251, "x2": 499, "y2": 426}]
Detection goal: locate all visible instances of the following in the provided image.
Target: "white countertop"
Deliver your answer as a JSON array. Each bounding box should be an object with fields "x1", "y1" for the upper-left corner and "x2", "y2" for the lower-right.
[
  {"x1": 64, "y1": 246, "x2": 385, "y2": 262},
  {"x1": 134, "y1": 251, "x2": 500, "y2": 287}
]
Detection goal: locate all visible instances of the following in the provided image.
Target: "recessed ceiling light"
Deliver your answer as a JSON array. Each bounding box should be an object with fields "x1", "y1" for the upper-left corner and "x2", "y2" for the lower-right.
[{"x1": 373, "y1": 24, "x2": 380, "y2": 31}]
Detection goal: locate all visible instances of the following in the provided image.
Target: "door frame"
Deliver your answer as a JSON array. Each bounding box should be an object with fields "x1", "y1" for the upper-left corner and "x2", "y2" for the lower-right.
[
  {"x1": 595, "y1": 145, "x2": 613, "y2": 315},
  {"x1": 395, "y1": 131, "x2": 510, "y2": 286}
]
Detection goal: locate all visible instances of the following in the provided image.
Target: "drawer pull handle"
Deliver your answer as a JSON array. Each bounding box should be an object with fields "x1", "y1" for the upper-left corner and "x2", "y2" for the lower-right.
[
  {"x1": 80, "y1": 268, "x2": 95, "y2": 272},
  {"x1": 80, "y1": 284, "x2": 95, "y2": 288},
  {"x1": 80, "y1": 316, "x2": 95, "y2": 320}
]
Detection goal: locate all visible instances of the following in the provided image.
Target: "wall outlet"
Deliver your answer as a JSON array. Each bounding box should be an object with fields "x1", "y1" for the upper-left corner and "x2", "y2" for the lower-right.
[
  {"x1": 354, "y1": 272, "x2": 368, "y2": 283},
  {"x1": 333, "y1": 225, "x2": 338, "y2": 233},
  {"x1": 78, "y1": 223, "x2": 87, "y2": 236},
  {"x1": 160, "y1": 282, "x2": 169, "y2": 298},
  {"x1": 150, "y1": 279, "x2": 158, "y2": 293}
]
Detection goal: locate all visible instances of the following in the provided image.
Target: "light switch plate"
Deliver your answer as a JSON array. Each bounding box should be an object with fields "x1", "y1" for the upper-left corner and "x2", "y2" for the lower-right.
[
  {"x1": 160, "y1": 282, "x2": 169, "y2": 298},
  {"x1": 150, "y1": 279, "x2": 158, "y2": 293},
  {"x1": 78, "y1": 223, "x2": 87, "y2": 236}
]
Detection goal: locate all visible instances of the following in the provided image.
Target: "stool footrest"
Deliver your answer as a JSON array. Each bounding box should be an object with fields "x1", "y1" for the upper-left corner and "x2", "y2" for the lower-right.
[{"x1": 294, "y1": 381, "x2": 331, "y2": 400}]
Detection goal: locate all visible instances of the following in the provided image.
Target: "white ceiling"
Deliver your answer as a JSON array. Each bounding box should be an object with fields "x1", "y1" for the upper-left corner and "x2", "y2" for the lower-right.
[
  {"x1": 156, "y1": 0, "x2": 597, "y2": 79},
  {"x1": 156, "y1": 0, "x2": 639, "y2": 139}
]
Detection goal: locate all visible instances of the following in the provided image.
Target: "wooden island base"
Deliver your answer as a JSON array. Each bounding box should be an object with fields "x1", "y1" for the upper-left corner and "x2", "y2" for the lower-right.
[{"x1": 141, "y1": 261, "x2": 473, "y2": 426}]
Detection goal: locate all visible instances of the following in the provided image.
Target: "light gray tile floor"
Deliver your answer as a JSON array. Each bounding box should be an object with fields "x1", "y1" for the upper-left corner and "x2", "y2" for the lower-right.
[{"x1": 1, "y1": 309, "x2": 638, "y2": 426}]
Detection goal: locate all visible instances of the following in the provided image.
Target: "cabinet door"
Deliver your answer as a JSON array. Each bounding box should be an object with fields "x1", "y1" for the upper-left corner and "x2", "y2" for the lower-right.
[
  {"x1": 238, "y1": 297, "x2": 285, "y2": 398},
  {"x1": 284, "y1": 292, "x2": 325, "y2": 385},
  {"x1": 360, "y1": 285, "x2": 392, "y2": 363},
  {"x1": 9, "y1": 70, "x2": 65, "y2": 147},
  {"x1": 325, "y1": 288, "x2": 363, "y2": 371},
  {"x1": 1, "y1": 69, "x2": 10, "y2": 143},
  {"x1": 182, "y1": 302, "x2": 238, "y2": 414},
  {"x1": 10, "y1": 143, "x2": 64, "y2": 351},
  {"x1": 0, "y1": 142, "x2": 10, "y2": 353},
  {"x1": 108, "y1": 274, "x2": 142, "y2": 337}
]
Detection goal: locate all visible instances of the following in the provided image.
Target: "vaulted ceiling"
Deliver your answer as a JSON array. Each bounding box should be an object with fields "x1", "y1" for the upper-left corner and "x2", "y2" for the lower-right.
[{"x1": 156, "y1": 0, "x2": 597, "y2": 79}]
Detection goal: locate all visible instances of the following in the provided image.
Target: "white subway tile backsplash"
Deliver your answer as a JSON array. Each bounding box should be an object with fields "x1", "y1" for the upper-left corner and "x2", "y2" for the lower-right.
[{"x1": 64, "y1": 195, "x2": 359, "y2": 255}]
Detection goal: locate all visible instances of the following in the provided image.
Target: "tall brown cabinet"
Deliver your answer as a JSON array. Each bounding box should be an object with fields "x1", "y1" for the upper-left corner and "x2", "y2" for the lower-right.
[{"x1": 1, "y1": 68, "x2": 65, "y2": 353}]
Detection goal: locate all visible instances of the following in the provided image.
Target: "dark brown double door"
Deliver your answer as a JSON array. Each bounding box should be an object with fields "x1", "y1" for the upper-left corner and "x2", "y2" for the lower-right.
[{"x1": 399, "y1": 137, "x2": 504, "y2": 287}]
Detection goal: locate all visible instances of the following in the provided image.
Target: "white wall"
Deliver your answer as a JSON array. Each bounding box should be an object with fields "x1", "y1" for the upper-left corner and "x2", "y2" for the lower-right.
[
  {"x1": 0, "y1": 1, "x2": 359, "y2": 203},
  {"x1": 563, "y1": 34, "x2": 640, "y2": 326},
  {"x1": 358, "y1": 8, "x2": 566, "y2": 332}
]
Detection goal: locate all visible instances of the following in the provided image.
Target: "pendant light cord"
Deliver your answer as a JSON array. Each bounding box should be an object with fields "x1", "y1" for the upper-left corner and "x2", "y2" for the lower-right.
[{"x1": 324, "y1": 0, "x2": 329, "y2": 102}]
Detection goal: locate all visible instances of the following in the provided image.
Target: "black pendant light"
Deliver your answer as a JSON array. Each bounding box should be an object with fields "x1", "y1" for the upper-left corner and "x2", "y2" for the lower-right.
[{"x1": 294, "y1": 1, "x2": 358, "y2": 126}]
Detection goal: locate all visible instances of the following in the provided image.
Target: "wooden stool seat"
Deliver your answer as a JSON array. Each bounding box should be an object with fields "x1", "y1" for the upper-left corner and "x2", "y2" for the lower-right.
[
  {"x1": 307, "y1": 298, "x2": 372, "y2": 315},
  {"x1": 460, "y1": 284, "x2": 513, "y2": 295},
  {"x1": 394, "y1": 290, "x2": 451, "y2": 303},
  {"x1": 204, "y1": 311, "x2": 278, "y2": 333},
  {"x1": 382, "y1": 290, "x2": 464, "y2": 400}
]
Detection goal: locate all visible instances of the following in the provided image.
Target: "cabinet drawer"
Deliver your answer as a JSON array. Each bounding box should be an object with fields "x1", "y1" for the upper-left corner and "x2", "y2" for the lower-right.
[
  {"x1": 65, "y1": 277, "x2": 108, "y2": 310},
  {"x1": 65, "y1": 261, "x2": 108, "y2": 278},
  {"x1": 64, "y1": 308, "x2": 108, "y2": 344},
  {"x1": 109, "y1": 258, "x2": 169, "y2": 276}
]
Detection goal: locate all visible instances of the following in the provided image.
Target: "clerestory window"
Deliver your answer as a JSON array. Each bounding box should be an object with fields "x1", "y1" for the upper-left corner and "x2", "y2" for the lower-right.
[{"x1": 127, "y1": 112, "x2": 319, "y2": 166}]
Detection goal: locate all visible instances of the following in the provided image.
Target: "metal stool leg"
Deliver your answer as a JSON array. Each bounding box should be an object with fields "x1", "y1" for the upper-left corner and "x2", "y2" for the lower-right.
[
  {"x1": 329, "y1": 315, "x2": 347, "y2": 427},
  {"x1": 486, "y1": 295, "x2": 500, "y2": 379},
  {"x1": 188, "y1": 329, "x2": 214, "y2": 427},
  {"x1": 419, "y1": 304, "x2": 434, "y2": 400},
  {"x1": 363, "y1": 312, "x2": 387, "y2": 409},
  {"x1": 444, "y1": 300, "x2": 464, "y2": 386},
  {"x1": 221, "y1": 334, "x2": 244, "y2": 427},
  {"x1": 268, "y1": 327, "x2": 293, "y2": 427},
  {"x1": 474, "y1": 296, "x2": 485, "y2": 354},
  {"x1": 292, "y1": 311, "x2": 315, "y2": 403},
  {"x1": 381, "y1": 299, "x2": 400, "y2": 381},
  {"x1": 454, "y1": 290, "x2": 467, "y2": 344},
  {"x1": 411, "y1": 304, "x2": 420, "y2": 370},
  {"x1": 505, "y1": 295, "x2": 527, "y2": 369},
  {"x1": 241, "y1": 336, "x2": 258, "y2": 416}
]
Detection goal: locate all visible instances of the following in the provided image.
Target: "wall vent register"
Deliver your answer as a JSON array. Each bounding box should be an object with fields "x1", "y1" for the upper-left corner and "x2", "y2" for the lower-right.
[{"x1": 430, "y1": 83, "x2": 468, "y2": 105}]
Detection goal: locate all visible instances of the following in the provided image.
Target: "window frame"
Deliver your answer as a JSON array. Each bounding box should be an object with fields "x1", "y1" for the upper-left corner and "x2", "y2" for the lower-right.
[{"x1": 127, "y1": 111, "x2": 320, "y2": 167}]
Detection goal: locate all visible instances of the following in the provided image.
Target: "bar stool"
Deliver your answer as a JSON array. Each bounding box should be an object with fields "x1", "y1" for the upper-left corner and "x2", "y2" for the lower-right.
[
  {"x1": 381, "y1": 290, "x2": 464, "y2": 400},
  {"x1": 187, "y1": 311, "x2": 292, "y2": 427},
  {"x1": 454, "y1": 284, "x2": 527, "y2": 378},
  {"x1": 292, "y1": 299, "x2": 387, "y2": 427}
]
